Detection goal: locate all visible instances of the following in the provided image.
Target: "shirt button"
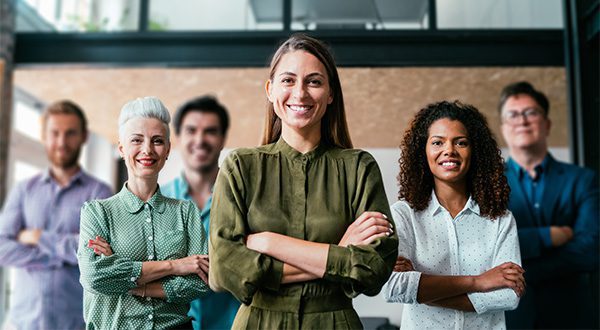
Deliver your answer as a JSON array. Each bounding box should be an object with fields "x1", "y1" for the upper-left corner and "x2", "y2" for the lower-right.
[
  {"x1": 130, "y1": 277, "x2": 136, "y2": 282},
  {"x1": 148, "y1": 255, "x2": 154, "y2": 260},
  {"x1": 148, "y1": 314, "x2": 153, "y2": 320},
  {"x1": 146, "y1": 218, "x2": 151, "y2": 223},
  {"x1": 148, "y1": 236, "x2": 153, "y2": 241},
  {"x1": 146, "y1": 297, "x2": 151, "y2": 302}
]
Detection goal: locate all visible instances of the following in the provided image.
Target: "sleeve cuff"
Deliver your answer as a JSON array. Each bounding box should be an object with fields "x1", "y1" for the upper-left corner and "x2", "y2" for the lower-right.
[
  {"x1": 324, "y1": 244, "x2": 351, "y2": 279},
  {"x1": 539, "y1": 227, "x2": 553, "y2": 248},
  {"x1": 261, "y1": 257, "x2": 283, "y2": 292},
  {"x1": 162, "y1": 277, "x2": 180, "y2": 303},
  {"x1": 37, "y1": 231, "x2": 56, "y2": 256},
  {"x1": 467, "y1": 292, "x2": 487, "y2": 314},
  {"x1": 129, "y1": 261, "x2": 143, "y2": 287}
]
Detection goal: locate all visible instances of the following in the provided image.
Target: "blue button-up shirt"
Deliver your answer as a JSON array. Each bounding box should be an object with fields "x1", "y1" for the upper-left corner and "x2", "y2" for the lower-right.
[
  {"x1": 509, "y1": 156, "x2": 551, "y2": 247},
  {"x1": 162, "y1": 173, "x2": 240, "y2": 330},
  {"x1": 0, "y1": 169, "x2": 112, "y2": 330}
]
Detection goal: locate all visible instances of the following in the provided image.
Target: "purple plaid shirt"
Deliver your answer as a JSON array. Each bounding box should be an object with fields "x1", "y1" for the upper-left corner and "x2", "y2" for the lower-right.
[{"x1": 0, "y1": 169, "x2": 112, "y2": 330}]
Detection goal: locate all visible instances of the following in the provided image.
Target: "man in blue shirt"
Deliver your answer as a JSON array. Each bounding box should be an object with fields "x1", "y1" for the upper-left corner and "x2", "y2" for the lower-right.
[
  {"x1": 499, "y1": 82, "x2": 599, "y2": 329},
  {"x1": 0, "y1": 100, "x2": 112, "y2": 330},
  {"x1": 162, "y1": 96, "x2": 239, "y2": 330}
]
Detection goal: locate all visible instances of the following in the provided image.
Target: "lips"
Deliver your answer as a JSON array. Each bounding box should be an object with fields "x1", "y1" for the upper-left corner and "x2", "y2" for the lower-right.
[
  {"x1": 287, "y1": 104, "x2": 313, "y2": 115},
  {"x1": 439, "y1": 160, "x2": 461, "y2": 169},
  {"x1": 136, "y1": 158, "x2": 157, "y2": 166}
]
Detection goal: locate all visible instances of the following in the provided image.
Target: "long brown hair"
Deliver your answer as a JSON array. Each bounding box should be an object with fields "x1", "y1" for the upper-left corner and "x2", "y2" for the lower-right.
[{"x1": 261, "y1": 33, "x2": 353, "y2": 149}]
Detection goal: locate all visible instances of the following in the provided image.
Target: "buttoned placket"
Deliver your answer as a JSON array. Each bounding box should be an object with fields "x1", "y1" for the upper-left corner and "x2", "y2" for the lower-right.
[
  {"x1": 143, "y1": 203, "x2": 156, "y2": 325},
  {"x1": 441, "y1": 210, "x2": 466, "y2": 330}
]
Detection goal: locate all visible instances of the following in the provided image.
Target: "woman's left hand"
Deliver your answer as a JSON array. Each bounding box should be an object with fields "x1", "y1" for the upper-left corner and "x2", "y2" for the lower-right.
[
  {"x1": 394, "y1": 256, "x2": 415, "y2": 272},
  {"x1": 88, "y1": 236, "x2": 113, "y2": 256}
]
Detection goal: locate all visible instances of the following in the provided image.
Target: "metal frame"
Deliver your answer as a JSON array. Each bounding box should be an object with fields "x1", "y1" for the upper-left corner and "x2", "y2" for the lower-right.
[{"x1": 14, "y1": 0, "x2": 564, "y2": 67}]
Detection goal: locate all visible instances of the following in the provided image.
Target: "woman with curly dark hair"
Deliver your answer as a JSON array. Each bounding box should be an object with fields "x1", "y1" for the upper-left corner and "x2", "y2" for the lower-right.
[{"x1": 383, "y1": 101, "x2": 524, "y2": 329}]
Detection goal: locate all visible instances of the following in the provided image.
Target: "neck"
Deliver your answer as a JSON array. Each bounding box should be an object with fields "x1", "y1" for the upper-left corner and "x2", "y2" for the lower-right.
[
  {"x1": 183, "y1": 166, "x2": 218, "y2": 195},
  {"x1": 127, "y1": 177, "x2": 158, "y2": 202},
  {"x1": 49, "y1": 164, "x2": 81, "y2": 187},
  {"x1": 281, "y1": 126, "x2": 321, "y2": 154},
  {"x1": 509, "y1": 146, "x2": 548, "y2": 174},
  {"x1": 433, "y1": 180, "x2": 469, "y2": 218}
]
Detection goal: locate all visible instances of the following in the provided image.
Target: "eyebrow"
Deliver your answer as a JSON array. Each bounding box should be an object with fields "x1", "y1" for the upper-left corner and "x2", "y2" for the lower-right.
[
  {"x1": 278, "y1": 71, "x2": 326, "y2": 78},
  {"x1": 429, "y1": 135, "x2": 469, "y2": 139}
]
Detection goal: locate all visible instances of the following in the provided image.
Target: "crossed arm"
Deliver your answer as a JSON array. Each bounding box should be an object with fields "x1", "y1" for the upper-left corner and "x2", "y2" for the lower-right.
[
  {"x1": 245, "y1": 211, "x2": 394, "y2": 284},
  {"x1": 393, "y1": 257, "x2": 525, "y2": 312}
]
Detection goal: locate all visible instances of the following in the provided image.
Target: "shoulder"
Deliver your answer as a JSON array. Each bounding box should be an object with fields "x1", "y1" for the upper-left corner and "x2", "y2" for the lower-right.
[
  {"x1": 325, "y1": 148, "x2": 379, "y2": 168},
  {"x1": 20, "y1": 173, "x2": 45, "y2": 191},
  {"x1": 160, "y1": 178, "x2": 179, "y2": 196},
  {"x1": 553, "y1": 159, "x2": 597, "y2": 179},
  {"x1": 80, "y1": 171, "x2": 113, "y2": 197},
  {"x1": 390, "y1": 200, "x2": 417, "y2": 222}
]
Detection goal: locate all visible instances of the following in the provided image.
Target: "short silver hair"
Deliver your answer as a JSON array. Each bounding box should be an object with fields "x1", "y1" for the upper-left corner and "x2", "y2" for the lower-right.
[{"x1": 118, "y1": 96, "x2": 171, "y2": 141}]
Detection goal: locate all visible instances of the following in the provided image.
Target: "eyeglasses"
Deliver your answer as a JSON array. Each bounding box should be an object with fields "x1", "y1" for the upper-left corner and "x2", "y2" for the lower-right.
[{"x1": 502, "y1": 108, "x2": 544, "y2": 125}]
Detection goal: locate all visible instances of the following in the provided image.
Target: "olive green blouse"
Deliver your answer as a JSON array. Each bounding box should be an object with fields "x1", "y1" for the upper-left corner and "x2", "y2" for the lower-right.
[{"x1": 209, "y1": 138, "x2": 398, "y2": 329}]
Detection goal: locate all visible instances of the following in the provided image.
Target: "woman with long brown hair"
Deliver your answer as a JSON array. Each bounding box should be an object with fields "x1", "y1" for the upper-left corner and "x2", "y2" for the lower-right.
[{"x1": 209, "y1": 34, "x2": 398, "y2": 329}]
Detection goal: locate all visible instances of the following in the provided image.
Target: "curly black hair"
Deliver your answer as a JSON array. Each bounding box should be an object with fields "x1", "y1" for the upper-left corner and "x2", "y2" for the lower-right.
[{"x1": 398, "y1": 100, "x2": 510, "y2": 219}]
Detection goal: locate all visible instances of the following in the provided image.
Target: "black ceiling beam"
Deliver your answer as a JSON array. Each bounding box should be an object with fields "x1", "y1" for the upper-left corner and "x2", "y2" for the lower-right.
[{"x1": 14, "y1": 30, "x2": 563, "y2": 67}]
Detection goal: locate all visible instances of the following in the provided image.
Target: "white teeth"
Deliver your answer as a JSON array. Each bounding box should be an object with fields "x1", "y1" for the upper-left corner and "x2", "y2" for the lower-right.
[
  {"x1": 288, "y1": 105, "x2": 311, "y2": 111},
  {"x1": 442, "y1": 162, "x2": 458, "y2": 167}
]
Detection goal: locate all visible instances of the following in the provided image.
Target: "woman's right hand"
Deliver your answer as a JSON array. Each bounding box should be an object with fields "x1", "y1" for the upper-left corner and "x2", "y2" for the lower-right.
[
  {"x1": 171, "y1": 255, "x2": 210, "y2": 284},
  {"x1": 338, "y1": 211, "x2": 393, "y2": 247},
  {"x1": 474, "y1": 262, "x2": 526, "y2": 297}
]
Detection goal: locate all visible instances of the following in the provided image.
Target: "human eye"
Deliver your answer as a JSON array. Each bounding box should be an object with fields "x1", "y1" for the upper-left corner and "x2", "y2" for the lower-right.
[
  {"x1": 456, "y1": 139, "x2": 470, "y2": 147},
  {"x1": 307, "y1": 78, "x2": 323, "y2": 86},
  {"x1": 130, "y1": 137, "x2": 142, "y2": 144},
  {"x1": 152, "y1": 137, "x2": 165, "y2": 145},
  {"x1": 280, "y1": 76, "x2": 294, "y2": 85},
  {"x1": 525, "y1": 109, "x2": 541, "y2": 118},
  {"x1": 431, "y1": 139, "x2": 443, "y2": 147}
]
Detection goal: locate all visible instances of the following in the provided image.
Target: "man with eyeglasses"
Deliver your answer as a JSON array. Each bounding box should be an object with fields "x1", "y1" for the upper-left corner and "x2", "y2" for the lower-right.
[{"x1": 499, "y1": 81, "x2": 598, "y2": 329}]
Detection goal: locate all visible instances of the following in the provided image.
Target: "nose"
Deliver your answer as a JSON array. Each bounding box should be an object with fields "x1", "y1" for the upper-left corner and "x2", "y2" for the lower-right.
[
  {"x1": 443, "y1": 142, "x2": 456, "y2": 156},
  {"x1": 141, "y1": 140, "x2": 153, "y2": 154},
  {"x1": 291, "y1": 82, "x2": 307, "y2": 99}
]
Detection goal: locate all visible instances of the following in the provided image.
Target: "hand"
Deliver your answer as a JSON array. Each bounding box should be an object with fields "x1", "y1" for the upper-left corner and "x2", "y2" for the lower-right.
[
  {"x1": 88, "y1": 236, "x2": 113, "y2": 256},
  {"x1": 338, "y1": 211, "x2": 393, "y2": 247},
  {"x1": 394, "y1": 256, "x2": 415, "y2": 272},
  {"x1": 17, "y1": 229, "x2": 42, "y2": 246},
  {"x1": 171, "y1": 255, "x2": 210, "y2": 284},
  {"x1": 474, "y1": 262, "x2": 526, "y2": 297},
  {"x1": 550, "y1": 226, "x2": 574, "y2": 247},
  {"x1": 246, "y1": 232, "x2": 272, "y2": 254}
]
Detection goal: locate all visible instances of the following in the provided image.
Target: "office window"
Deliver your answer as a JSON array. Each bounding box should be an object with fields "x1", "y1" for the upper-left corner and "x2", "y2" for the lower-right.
[
  {"x1": 16, "y1": 0, "x2": 140, "y2": 32},
  {"x1": 149, "y1": 0, "x2": 283, "y2": 31},
  {"x1": 291, "y1": 0, "x2": 429, "y2": 30},
  {"x1": 436, "y1": 0, "x2": 563, "y2": 29}
]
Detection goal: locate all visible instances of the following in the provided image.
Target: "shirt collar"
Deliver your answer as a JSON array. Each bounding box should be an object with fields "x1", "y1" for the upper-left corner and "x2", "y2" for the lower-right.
[
  {"x1": 176, "y1": 172, "x2": 191, "y2": 198},
  {"x1": 427, "y1": 190, "x2": 480, "y2": 218},
  {"x1": 275, "y1": 136, "x2": 328, "y2": 161},
  {"x1": 118, "y1": 182, "x2": 166, "y2": 214},
  {"x1": 509, "y1": 154, "x2": 551, "y2": 180},
  {"x1": 42, "y1": 167, "x2": 86, "y2": 186}
]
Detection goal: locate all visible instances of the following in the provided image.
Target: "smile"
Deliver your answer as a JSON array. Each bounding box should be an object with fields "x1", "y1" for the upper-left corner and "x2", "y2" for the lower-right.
[
  {"x1": 136, "y1": 158, "x2": 157, "y2": 166},
  {"x1": 287, "y1": 104, "x2": 313, "y2": 114},
  {"x1": 440, "y1": 161, "x2": 461, "y2": 169}
]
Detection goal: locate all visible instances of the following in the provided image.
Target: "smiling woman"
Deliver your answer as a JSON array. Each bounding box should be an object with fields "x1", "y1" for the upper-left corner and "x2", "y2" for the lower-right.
[
  {"x1": 209, "y1": 34, "x2": 398, "y2": 329},
  {"x1": 384, "y1": 101, "x2": 523, "y2": 329},
  {"x1": 77, "y1": 97, "x2": 209, "y2": 329}
]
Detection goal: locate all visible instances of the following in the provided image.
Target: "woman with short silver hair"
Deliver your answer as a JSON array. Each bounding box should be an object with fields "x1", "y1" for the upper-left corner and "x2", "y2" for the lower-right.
[{"x1": 77, "y1": 96, "x2": 209, "y2": 329}]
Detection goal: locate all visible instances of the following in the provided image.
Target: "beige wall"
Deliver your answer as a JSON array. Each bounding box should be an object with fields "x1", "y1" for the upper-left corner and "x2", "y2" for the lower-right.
[{"x1": 14, "y1": 66, "x2": 567, "y2": 148}]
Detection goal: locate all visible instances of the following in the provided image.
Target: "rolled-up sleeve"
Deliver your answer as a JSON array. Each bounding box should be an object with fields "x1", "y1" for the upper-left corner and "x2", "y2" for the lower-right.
[
  {"x1": 467, "y1": 213, "x2": 522, "y2": 313},
  {"x1": 162, "y1": 201, "x2": 209, "y2": 303},
  {"x1": 323, "y1": 153, "x2": 398, "y2": 297},
  {"x1": 77, "y1": 201, "x2": 142, "y2": 295},
  {"x1": 209, "y1": 153, "x2": 284, "y2": 304}
]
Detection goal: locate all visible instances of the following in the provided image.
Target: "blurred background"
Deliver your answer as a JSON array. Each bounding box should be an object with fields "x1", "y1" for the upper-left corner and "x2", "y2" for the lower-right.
[{"x1": 0, "y1": 0, "x2": 598, "y2": 327}]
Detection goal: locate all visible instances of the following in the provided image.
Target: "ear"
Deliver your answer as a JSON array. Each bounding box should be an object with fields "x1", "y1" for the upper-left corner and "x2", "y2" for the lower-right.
[
  {"x1": 545, "y1": 117, "x2": 552, "y2": 137},
  {"x1": 265, "y1": 80, "x2": 274, "y2": 103},
  {"x1": 117, "y1": 141, "x2": 125, "y2": 159},
  {"x1": 327, "y1": 90, "x2": 333, "y2": 105}
]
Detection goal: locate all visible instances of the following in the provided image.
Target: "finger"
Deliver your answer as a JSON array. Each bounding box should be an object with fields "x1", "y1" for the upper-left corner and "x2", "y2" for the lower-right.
[
  {"x1": 355, "y1": 211, "x2": 387, "y2": 225},
  {"x1": 358, "y1": 217, "x2": 392, "y2": 232},
  {"x1": 91, "y1": 239, "x2": 111, "y2": 250},
  {"x1": 197, "y1": 270, "x2": 209, "y2": 284},
  {"x1": 362, "y1": 232, "x2": 388, "y2": 245},
  {"x1": 96, "y1": 236, "x2": 107, "y2": 243}
]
